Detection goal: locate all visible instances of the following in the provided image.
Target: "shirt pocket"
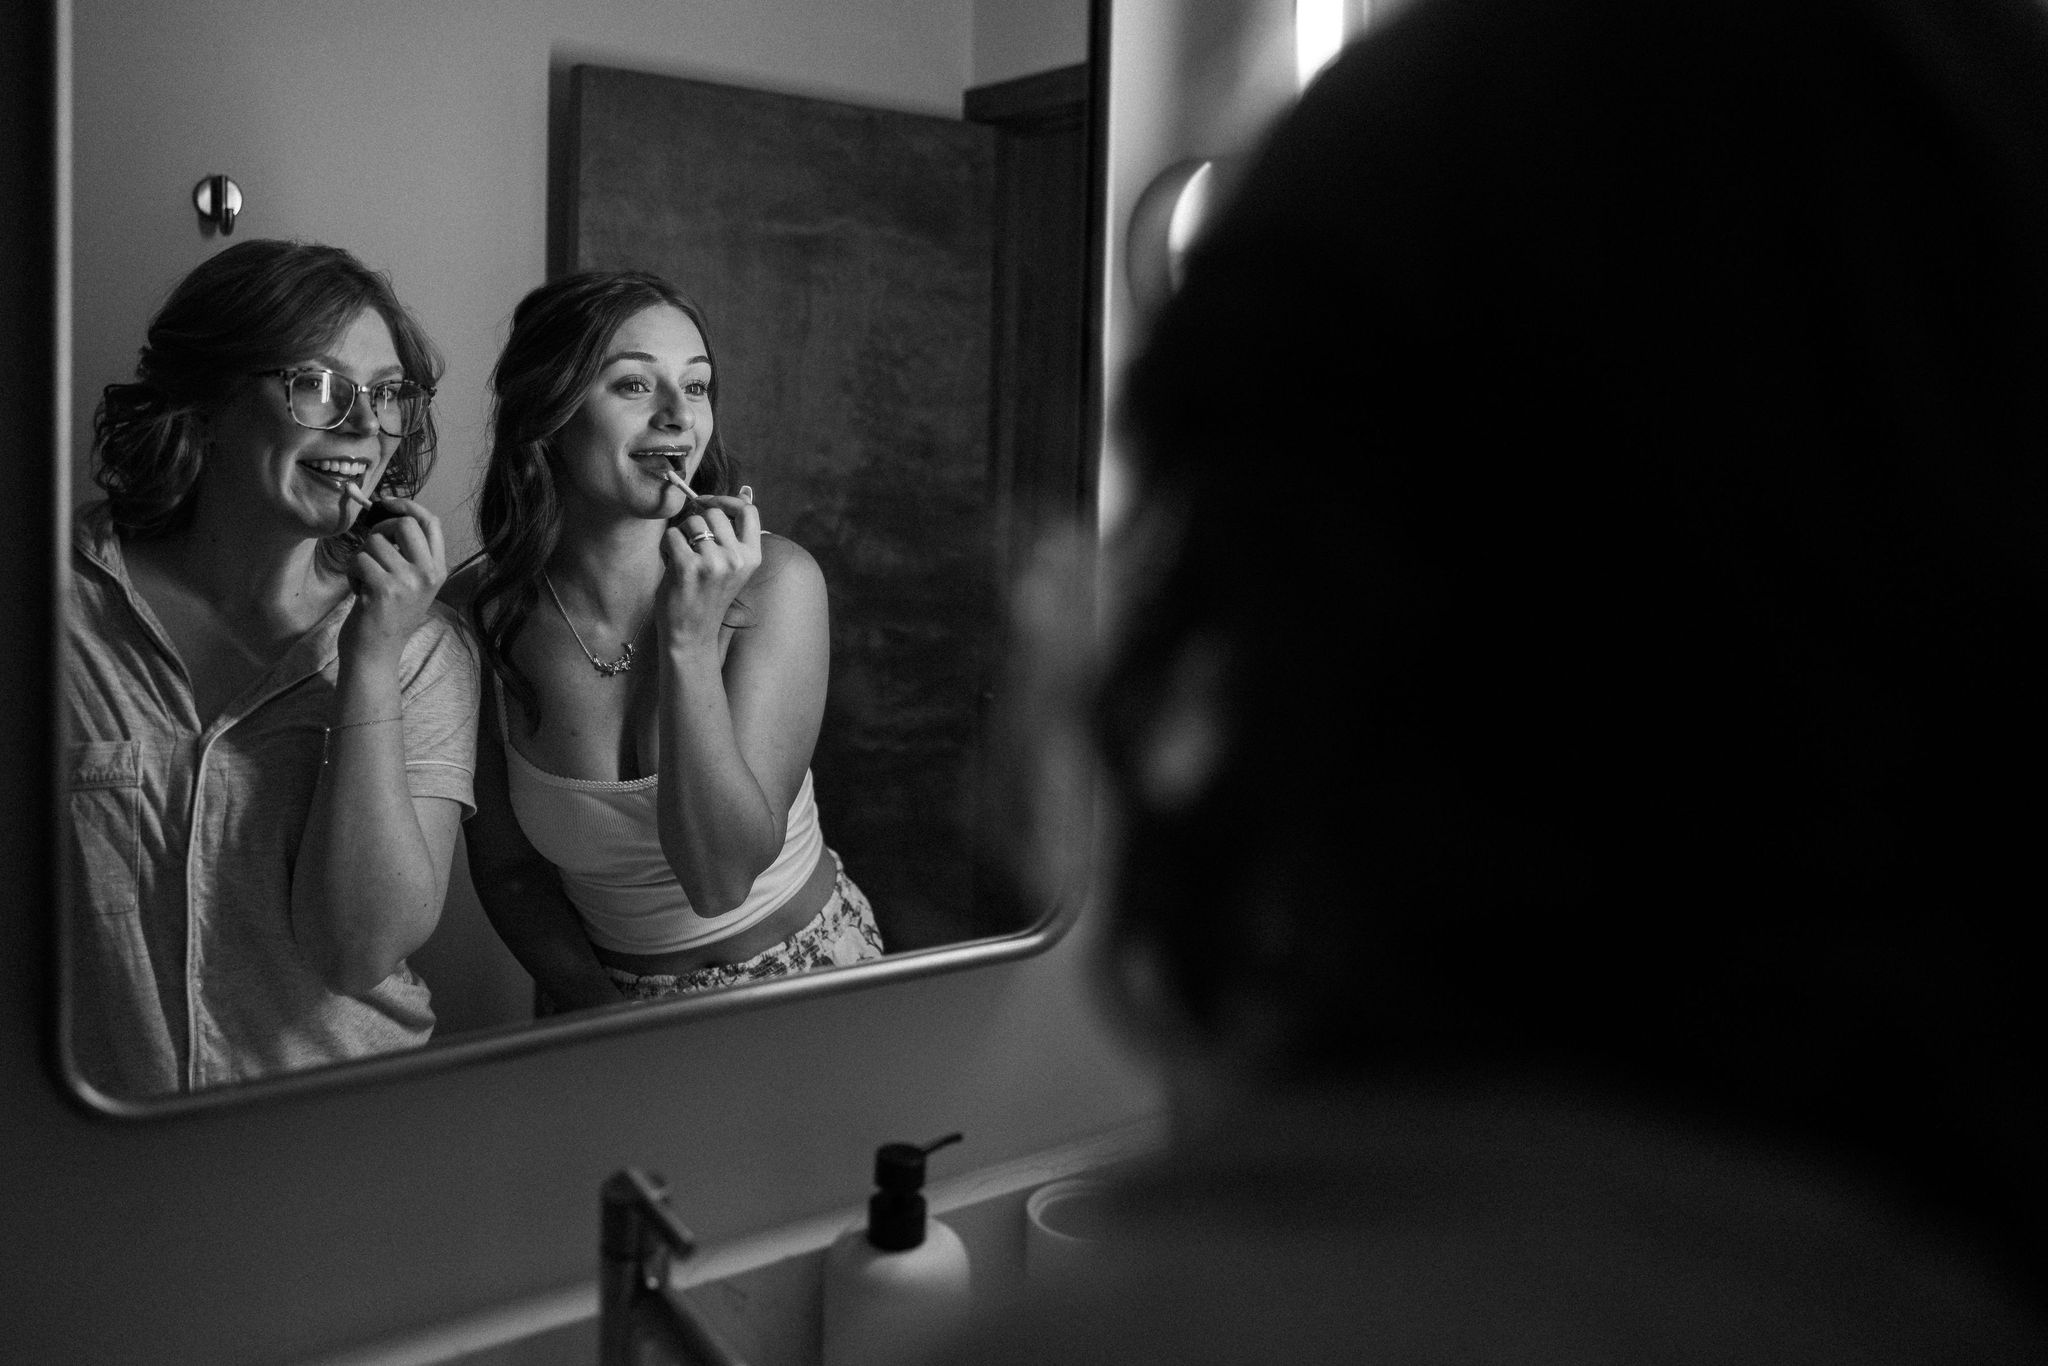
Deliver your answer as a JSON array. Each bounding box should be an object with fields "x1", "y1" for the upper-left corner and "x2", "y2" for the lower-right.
[{"x1": 67, "y1": 739, "x2": 143, "y2": 919}]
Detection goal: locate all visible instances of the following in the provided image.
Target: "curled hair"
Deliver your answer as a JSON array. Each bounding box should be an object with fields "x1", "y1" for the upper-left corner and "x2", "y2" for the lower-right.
[
  {"x1": 92, "y1": 239, "x2": 442, "y2": 550},
  {"x1": 469, "y1": 271, "x2": 739, "y2": 727}
]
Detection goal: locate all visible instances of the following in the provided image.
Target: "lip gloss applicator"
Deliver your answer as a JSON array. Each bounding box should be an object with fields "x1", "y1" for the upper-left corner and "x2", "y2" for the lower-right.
[
  {"x1": 343, "y1": 477, "x2": 397, "y2": 534},
  {"x1": 654, "y1": 466, "x2": 709, "y2": 519}
]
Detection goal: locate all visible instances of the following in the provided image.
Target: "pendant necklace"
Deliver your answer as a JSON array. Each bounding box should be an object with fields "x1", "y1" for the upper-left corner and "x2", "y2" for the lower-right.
[{"x1": 542, "y1": 571, "x2": 636, "y2": 677}]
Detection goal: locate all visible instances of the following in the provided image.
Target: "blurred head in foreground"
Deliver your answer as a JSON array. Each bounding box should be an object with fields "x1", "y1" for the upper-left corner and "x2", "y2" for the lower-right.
[{"x1": 1042, "y1": 0, "x2": 2048, "y2": 1291}]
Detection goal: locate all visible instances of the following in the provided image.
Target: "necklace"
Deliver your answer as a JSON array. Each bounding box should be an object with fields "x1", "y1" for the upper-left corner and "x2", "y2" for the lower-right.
[{"x1": 542, "y1": 571, "x2": 637, "y2": 677}]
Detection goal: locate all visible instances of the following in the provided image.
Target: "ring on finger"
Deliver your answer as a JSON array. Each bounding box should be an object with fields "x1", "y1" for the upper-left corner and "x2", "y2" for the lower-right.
[{"x1": 688, "y1": 531, "x2": 717, "y2": 546}]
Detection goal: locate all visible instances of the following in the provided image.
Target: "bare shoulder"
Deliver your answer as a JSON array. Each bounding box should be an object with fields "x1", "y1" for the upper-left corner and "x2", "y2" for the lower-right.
[
  {"x1": 723, "y1": 534, "x2": 825, "y2": 648},
  {"x1": 747, "y1": 532, "x2": 825, "y2": 606}
]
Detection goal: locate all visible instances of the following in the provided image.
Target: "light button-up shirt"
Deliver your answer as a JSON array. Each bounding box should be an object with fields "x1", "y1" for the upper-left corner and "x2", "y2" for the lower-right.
[{"x1": 63, "y1": 507, "x2": 479, "y2": 1097}]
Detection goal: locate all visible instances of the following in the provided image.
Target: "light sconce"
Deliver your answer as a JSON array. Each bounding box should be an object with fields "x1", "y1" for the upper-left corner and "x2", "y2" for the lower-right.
[
  {"x1": 192, "y1": 174, "x2": 243, "y2": 236},
  {"x1": 1128, "y1": 1, "x2": 1375, "y2": 317},
  {"x1": 1125, "y1": 157, "x2": 1221, "y2": 317}
]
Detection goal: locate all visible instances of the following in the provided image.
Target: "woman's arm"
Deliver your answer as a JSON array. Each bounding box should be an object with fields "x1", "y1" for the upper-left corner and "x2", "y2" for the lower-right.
[
  {"x1": 655, "y1": 494, "x2": 830, "y2": 915},
  {"x1": 291, "y1": 499, "x2": 463, "y2": 995},
  {"x1": 464, "y1": 677, "x2": 625, "y2": 1009}
]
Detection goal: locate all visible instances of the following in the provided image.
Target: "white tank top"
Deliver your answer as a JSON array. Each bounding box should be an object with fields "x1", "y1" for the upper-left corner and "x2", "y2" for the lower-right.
[{"x1": 499, "y1": 696, "x2": 826, "y2": 954}]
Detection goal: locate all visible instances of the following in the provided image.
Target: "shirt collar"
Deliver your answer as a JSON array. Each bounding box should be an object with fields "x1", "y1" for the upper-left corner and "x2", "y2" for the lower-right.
[{"x1": 72, "y1": 501, "x2": 357, "y2": 704}]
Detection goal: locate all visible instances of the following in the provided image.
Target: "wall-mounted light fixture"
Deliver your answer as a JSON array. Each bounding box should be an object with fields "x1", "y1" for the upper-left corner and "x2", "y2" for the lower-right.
[
  {"x1": 192, "y1": 174, "x2": 243, "y2": 236},
  {"x1": 1129, "y1": 1, "x2": 1375, "y2": 318},
  {"x1": 1126, "y1": 158, "x2": 1221, "y2": 317}
]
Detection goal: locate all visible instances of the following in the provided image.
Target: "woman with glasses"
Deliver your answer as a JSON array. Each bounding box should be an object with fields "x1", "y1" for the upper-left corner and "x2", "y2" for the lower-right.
[
  {"x1": 449, "y1": 271, "x2": 880, "y2": 1011},
  {"x1": 63, "y1": 239, "x2": 478, "y2": 1096}
]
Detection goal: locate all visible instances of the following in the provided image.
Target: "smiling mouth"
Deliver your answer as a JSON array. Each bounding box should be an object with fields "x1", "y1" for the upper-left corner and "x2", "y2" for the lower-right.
[{"x1": 303, "y1": 458, "x2": 371, "y2": 488}]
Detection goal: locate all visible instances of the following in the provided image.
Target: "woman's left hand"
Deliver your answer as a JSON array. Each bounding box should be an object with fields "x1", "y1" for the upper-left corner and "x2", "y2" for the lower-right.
[
  {"x1": 658, "y1": 490, "x2": 763, "y2": 651},
  {"x1": 342, "y1": 497, "x2": 448, "y2": 664}
]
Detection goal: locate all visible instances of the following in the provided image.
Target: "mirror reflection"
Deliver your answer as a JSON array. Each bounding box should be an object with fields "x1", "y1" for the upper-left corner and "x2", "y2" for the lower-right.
[{"x1": 60, "y1": 0, "x2": 1092, "y2": 1102}]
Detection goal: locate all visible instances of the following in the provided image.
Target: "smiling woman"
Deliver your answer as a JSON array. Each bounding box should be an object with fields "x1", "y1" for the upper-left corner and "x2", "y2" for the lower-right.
[
  {"x1": 450, "y1": 271, "x2": 883, "y2": 1012},
  {"x1": 62, "y1": 239, "x2": 480, "y2": 1097}
]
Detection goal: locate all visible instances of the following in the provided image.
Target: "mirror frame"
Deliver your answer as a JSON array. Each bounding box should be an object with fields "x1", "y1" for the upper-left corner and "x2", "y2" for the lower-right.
[{"x1": 47, "y1": 0, "x2": 1109, "y2": 1120}]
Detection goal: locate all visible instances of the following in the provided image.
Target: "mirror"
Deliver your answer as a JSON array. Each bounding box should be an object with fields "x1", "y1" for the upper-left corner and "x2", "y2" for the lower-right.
[{"x1": 57, "y1": 0, "x2": 1101, "y2": 1112}]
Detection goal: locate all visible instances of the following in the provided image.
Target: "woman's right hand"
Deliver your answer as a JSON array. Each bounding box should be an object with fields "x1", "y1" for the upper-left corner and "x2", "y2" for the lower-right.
[
  {"x1": 341, "y1": 497, "x2": 448, "y2": 666},
  {"x1": 657, "y1": 489, "x2": 762, "y2": 653}
]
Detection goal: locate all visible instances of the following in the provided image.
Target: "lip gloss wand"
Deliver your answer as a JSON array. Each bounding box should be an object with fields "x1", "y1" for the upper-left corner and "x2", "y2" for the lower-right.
[{"x1": 341, "y1": 477, "x2": 397, "y2": 534}]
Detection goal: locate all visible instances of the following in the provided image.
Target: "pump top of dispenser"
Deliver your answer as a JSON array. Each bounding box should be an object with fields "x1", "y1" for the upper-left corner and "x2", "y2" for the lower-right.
[
  {"x1": 874, "y1": 1132, "x2": 960, "y2": 1189},
  {"x1": 866, "y1": 1132, "x2": 962, "y2": 1251}
]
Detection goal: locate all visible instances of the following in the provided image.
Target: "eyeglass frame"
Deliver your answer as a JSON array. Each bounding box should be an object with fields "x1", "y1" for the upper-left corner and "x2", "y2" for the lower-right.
[{"x1": 252, "y1": 367, "x2": 437, "y2": 438}]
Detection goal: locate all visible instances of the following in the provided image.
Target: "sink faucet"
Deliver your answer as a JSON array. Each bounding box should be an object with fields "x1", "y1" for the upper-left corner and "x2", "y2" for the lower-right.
[{"x1": 599, "y1": 1168, "x2": 751, "y2": 1366}]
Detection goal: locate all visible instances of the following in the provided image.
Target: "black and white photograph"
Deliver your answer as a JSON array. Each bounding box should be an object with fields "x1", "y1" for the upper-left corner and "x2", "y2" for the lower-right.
[{"x1": 4, "y1": 0, "x2": 2045, "y2": 1361}]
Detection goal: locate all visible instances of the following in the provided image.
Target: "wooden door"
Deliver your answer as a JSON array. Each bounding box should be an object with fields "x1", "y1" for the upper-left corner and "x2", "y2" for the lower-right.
[{"x1": 566, "y1": 67, "x2": 1002, "y2": 949}]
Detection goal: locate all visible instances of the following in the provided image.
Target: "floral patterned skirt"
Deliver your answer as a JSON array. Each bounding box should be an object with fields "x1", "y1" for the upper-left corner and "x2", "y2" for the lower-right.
[{"x1": 602, "y1": 851, "x2": 884, "y2": 999}]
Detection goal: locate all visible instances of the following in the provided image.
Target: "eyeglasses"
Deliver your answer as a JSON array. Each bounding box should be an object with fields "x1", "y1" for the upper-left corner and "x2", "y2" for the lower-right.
[{"x1": 255, "y1": 368, "x2": 434, "y2": 438}]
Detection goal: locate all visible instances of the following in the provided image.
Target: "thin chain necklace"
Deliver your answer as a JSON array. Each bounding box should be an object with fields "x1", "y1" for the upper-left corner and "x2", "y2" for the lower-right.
[{"x1": 542, "y1": 571, "x2": 636, "y2": 677}]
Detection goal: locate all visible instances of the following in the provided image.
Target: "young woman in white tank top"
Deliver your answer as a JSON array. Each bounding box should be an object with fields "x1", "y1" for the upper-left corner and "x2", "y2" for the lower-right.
[{"x1": 449, "y1": 272, "x2": 880, "y2": 1010}]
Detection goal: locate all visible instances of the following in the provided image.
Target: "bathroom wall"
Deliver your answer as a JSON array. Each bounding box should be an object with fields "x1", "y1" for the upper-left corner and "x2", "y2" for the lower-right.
[
  {"x1": 975, "y1": 0, "x2": 1093, "y2": 87},
  {"x1": 0, "y1": 4, "x2": 1167, "y2": 1366}
]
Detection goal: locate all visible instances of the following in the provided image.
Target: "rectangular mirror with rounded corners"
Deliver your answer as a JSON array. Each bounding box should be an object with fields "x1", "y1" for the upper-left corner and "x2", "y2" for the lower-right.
[{"x1": 54, "y1": 0, "x2": 1104, "y2": 1117}]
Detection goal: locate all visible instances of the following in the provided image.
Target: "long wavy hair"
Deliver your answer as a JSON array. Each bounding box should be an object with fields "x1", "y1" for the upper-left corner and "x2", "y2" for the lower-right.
[
  {"x1": 92, "y1": 239, "x2": 442, "y2": 560},
  {"x1": 469, "y1": 271, "x2": 738, "y2": 728}
]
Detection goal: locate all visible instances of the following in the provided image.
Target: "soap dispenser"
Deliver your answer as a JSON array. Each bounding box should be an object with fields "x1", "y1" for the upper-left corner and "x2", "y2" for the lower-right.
[{"x1": 821, "y1": 1132, "x2": 971, "y2": 1366}]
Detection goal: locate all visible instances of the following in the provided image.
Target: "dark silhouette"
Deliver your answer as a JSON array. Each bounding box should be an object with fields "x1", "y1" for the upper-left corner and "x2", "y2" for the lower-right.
[{"x1": 959, "y1": 0, "x2": 2048, "y2": 1358}]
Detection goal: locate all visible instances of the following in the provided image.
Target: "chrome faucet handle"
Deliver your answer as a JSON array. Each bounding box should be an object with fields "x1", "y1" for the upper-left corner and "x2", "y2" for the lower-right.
[
  {"x1": 602, "y1": 1168, "x2": 698, "y2": 1267},
  {"x1": 599, "y1": 1169, "x2": 750, "y2": 1366}
]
